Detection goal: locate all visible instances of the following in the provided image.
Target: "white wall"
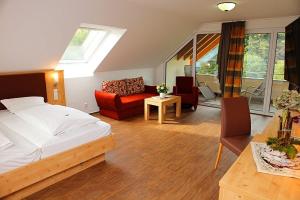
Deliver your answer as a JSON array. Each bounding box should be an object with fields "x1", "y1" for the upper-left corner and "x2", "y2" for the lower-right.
[
  {"x1": 165, "y1": 57, "x2": 190, "y2": 92},
  {"x1": 64, "y1": 68, "x2": 154, "y2": 113},
  {"x1": 0, "y1": 0, "x2": 198, "y2": 73}
]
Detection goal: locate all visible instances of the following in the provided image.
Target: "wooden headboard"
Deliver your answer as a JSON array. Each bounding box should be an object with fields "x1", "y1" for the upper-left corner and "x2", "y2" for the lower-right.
[{"x1": 0, "y1": 70, "x2": 66, "y2": 110}]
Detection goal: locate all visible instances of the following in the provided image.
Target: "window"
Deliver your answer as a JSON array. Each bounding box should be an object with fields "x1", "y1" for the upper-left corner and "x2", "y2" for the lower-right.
[
  {"x1": 196, "y1": 45, "x2": 219, "y2": 76},
  {"x1": 241, "y1": 33, "x2": 271, "y2": 111},
  {"x1": 273, "y1": 33, "x2": 285, "y2": 80},
  {"x1": 60, "y1": 28, "x2": 108, "y2": 63},
  {"x1": 56, "y1": 24, "x2": 126, "y2": 78},
  {"x1": 243, "y1": 33, "x2": 271, "y2": 79}
]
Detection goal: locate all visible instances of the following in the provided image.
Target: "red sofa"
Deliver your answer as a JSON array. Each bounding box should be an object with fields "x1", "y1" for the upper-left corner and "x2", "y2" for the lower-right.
[{"x1": 95, "y1": 77, "x2": 157, "y2": 120}]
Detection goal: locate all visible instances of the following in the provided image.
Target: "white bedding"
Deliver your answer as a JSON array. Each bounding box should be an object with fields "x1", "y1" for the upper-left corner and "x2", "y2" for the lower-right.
[
  {"x1": 0, "y1": 113, "x2": 41, "y2": 173},
  {"x1": 0, "y1": 110, "x2": 52, "y2": 147},
  {"x1": 14, "y1": 104, "x2": 100, "y2": 136},
  {"x1": 41, "y1": 121, "x2": 111, "y2": 158},
  {"x1": 0, "y1": 131, "x2": 13, "y2": 151},
  {"x1": 0, "y1": 109, "x2": 111, "y2": 174}
]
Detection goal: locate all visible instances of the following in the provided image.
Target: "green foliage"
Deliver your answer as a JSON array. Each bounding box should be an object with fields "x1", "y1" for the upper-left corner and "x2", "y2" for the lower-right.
[
  {"x1": 195, "y1": 33, "x2": 285, "y2": 80},
  {"x1": 70, "y1": 28, "x2": 90, "y2": 46},
  {"x1": 197, "y1": 59, "x2": 218, "y2": 75},
  {"x1": 266, "y1": 137, "x2": 299, "y2": 159},
  {"x1": 243, "y1": 33, "x2": 285, "y2": 80},
  {"x1": 156, "y1": 83, "x2": 168, "y2": 93},
  {"x1": 243, "y1": 33, "x2": 270, "y2": 79}
]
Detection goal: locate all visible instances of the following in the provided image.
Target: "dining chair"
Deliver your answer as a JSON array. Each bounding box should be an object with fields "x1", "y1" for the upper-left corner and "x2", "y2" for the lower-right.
[{"x1": 214, "y1": 96, "x2": 252, "y2": 169}]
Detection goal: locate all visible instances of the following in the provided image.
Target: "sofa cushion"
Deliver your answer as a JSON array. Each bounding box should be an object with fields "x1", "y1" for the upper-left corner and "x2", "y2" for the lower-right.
[
  {"x1": 120, "y1": 93, "x2": 154, "y2": 110},
  {"x1": 125, "y1": 77, "x2": 145, "y2": 95},
  {"x1": 102, "y1": 79, "x2": 128, "y2": 96}
]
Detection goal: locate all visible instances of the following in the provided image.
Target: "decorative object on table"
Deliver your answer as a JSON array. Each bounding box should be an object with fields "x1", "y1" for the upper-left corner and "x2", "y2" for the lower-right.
[
  {"x1": 273, "y1": 90, "x2": 300, "y2": 112},
  {"x1": 251, "y1": 142, "x2": 300, "y2": 178},
  {"x1": 156, "y1": 83, "x2": 168, "y2": 98},
  {"x1": 268, "y1": 90, "x2": 300, "y2": 159},
  {"x1": 250, "y1": 90, "x2": 300, "y2": 178}
]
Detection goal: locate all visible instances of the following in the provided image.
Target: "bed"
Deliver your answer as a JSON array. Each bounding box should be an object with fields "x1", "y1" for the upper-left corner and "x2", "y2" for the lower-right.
[{"x1": 0, "y1": 70, "x2": 115, "y2": 199}]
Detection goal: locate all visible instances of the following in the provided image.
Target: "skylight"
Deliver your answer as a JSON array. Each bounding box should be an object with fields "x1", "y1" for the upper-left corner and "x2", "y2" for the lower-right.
[{"x1": 56, "y1": 24, "x2": 126, "y2": 78}]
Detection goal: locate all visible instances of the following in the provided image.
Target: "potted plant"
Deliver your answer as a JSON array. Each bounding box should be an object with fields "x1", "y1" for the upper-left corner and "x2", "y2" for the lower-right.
[
  {"x1": 156, "y1": 83, "x2": 168, "y2": 98},
  {"x1": 267, "y1": 90, "x2": 300, "y2": 159}
]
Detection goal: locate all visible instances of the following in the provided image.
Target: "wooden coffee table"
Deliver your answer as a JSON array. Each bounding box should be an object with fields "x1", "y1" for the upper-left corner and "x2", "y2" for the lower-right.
[{"x1": 144, "y1": 95, "x2": 181, "y2": 124}]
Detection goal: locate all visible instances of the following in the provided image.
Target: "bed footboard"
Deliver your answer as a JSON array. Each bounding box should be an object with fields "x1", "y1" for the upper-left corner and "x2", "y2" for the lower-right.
[{"x1": 0, "y1": 135, "x2": 115, "y2": 199}]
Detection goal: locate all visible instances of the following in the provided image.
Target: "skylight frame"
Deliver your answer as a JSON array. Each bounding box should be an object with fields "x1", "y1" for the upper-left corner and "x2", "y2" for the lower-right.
[{"x1": 56, "y1": 24, "x2": 127, "y2": 78}]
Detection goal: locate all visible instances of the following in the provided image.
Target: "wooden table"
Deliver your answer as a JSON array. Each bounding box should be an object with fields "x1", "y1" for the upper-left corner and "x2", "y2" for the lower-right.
[
  {"x1": 219, "y1": 115, "x2": 300, "y2": 200},
  {"x1": 144, "y1": 95, "x2": 181, "y2": 124}
]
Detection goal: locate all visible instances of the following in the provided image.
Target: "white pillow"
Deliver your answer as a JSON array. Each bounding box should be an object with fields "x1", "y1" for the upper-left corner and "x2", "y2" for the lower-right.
[{"x1": 1, "y1": 96, "x2": 45, "y2": 113}]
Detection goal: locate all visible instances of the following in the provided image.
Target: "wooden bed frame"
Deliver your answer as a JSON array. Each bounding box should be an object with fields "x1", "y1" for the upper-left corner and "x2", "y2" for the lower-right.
[{"x1": 0, "y1": 70, "x2": 115, "y2": 199}]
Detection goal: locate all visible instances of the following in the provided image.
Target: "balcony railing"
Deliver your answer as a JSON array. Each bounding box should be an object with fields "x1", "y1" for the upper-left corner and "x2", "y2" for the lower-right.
[{"x1": 196, "y1": 74, "x2": 288, "y2": 100}]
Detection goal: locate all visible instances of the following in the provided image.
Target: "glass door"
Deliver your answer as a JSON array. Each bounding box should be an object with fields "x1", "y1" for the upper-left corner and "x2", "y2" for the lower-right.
[
  {"x1": 241, "y1": 33, "x2": 271, "y2": 112},
  {"x1": 269, "y1": 32, "x2": 289, "y2": 112},
  {"x1": 195, "y1": 33, "x2": 221, "y2": 106},
  {"x1": 164, "y1": 29, "x2": 286, "y2": 116}
]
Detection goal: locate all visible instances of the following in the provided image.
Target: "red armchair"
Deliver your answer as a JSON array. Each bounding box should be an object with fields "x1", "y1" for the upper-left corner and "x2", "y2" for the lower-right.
[
  {"x1": 95, "y1": 85, "x2": 157, "y2": 120},
  {"x1": 173, "y1": 76, "x2": 199, "y2": 110}
]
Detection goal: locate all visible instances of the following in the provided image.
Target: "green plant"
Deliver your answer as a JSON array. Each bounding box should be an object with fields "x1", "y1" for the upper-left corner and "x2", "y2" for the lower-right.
[
  {"x1": 273, "y1": 90, "x2": 300, "y2": 111},
  {"x1": 267, "y1": 137, "x2": 300, "y2": 159},
  {"x1": 156, "y1": 83, "x2": 168, "y2": 94}
]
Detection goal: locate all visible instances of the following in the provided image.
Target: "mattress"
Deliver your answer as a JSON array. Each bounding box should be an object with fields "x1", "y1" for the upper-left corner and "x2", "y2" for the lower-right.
[{"x1": 0, "y1": 110, "x2": 111, "y2": 173}]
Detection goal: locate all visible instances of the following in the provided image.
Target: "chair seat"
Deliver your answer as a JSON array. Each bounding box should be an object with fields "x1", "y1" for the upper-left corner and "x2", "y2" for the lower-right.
[{"x1": 221, "y1": 135, "x2": 252, "y2": 155}]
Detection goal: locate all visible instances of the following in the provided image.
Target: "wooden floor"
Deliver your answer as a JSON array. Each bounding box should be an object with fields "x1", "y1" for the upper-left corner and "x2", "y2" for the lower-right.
[{"x1": 27, "y1": 106, "x2": 271, "y2": 200}]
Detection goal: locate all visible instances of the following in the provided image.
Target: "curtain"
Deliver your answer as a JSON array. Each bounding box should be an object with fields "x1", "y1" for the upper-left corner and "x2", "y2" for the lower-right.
[
  {"x1": 285, "y1": 17, "x2": 300, "y2": 92},
  {"x1": 217, "y1": 21, "x2": 246, "y2": 97}
]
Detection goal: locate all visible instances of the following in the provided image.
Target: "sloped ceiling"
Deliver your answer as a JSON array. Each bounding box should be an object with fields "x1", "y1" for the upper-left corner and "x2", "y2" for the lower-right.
[{"x1": 0, "y1": 0, "x2": 299, "y2": 73}]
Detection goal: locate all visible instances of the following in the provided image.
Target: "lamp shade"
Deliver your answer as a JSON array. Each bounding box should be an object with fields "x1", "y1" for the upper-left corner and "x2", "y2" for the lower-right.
[{"x1": 217, "y1": 2, "x2": 236, "y2": 11}]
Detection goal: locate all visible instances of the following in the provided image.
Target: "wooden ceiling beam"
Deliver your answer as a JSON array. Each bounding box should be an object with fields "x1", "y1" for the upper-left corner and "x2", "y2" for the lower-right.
[
  {"x1": 176, "y1": 40, "x2": 193, "y2": 60},
  {"x1": 177, "y1": 33, "x2": 220, "y2": 61},
  {"x1": 196, "y1": 36, "x2": 220, "y2": 61},
  {"x1": 196, "y1": 34, "x2": 220, "y2": 52},
  {"x1": 184, "y1": 34, "x2": 217, "y2": 60}
]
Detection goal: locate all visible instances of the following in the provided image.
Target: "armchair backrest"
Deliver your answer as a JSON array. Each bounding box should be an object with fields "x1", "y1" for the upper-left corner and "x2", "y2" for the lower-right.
[
  {"x1": 221, "y1": 97, "x2": 251, "y2": 138},
  {"x1": 176, "y1": 76, "x2": 194, "y2": 93}
]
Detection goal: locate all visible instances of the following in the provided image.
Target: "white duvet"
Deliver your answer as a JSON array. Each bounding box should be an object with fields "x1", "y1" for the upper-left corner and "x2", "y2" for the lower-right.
[
  {"x1": 0, "y1": 110, "x2": 52, "y2": 147},
  {"x1": 13, "y1": 104, "x2": 99, "y2": 136},
  {"x1": 0, "y1": 131, "x2": 13, "y2": 151}
]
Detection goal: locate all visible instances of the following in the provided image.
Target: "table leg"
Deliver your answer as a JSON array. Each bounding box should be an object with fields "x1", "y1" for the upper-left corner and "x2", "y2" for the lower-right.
[
  {"x1": 163, "y1": 105, "x2": 167, "y2": 115},
  {"x1": 158, "y1": 104, "x2": 164, "y2": 124},
  {"x1": 176, "y1": 100, "x2": 181, "y2": 117},
  {"x1": 144, "y1": 103, "x2": 150, "y2": 120}
]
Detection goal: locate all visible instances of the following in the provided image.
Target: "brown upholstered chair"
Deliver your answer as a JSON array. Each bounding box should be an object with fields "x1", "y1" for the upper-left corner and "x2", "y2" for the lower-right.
[
  {"x1": 173, "y1": 76, "x2": 199, "y2": 110},
  {"x1": 214, "y1": 96, "x2": 252, "y2": 169}
]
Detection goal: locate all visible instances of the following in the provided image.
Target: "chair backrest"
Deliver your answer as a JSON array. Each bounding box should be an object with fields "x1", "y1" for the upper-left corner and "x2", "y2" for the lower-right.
[
  {"x1": 221, "y1": 97, "x2": 251, "y2": 138},
  {"x1": 176, "y1": 76, "x2": 193, "y2": 93}
]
